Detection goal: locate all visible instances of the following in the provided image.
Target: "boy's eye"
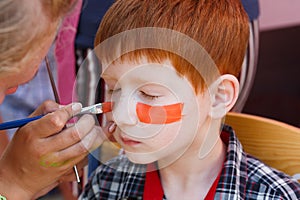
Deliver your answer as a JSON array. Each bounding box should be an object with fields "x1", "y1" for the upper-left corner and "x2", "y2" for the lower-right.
[{"x1": 139, "y1": 91, "x2": 160, "y2": 100}]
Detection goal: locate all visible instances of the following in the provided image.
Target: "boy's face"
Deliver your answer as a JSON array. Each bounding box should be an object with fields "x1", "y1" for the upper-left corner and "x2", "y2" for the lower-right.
[{"x1": 102, "y1": 58, "x2": 211, "y2": 165}]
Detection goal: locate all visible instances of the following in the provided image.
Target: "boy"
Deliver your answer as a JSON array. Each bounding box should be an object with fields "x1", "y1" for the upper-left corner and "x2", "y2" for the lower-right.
[{"x1": 80, "y1": 0, "x2": 300, "y2": 199}]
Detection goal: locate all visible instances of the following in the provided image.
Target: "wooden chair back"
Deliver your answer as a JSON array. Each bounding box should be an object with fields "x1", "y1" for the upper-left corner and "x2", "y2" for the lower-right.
[{"x1": 225, "y1": 112, "x2": 300, "y2": 180}]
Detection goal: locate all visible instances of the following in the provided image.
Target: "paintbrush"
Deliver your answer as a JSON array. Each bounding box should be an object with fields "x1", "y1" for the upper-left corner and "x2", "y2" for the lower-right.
[{"x1": 0, "y1": 102, "x2": 112, "y2": 131}]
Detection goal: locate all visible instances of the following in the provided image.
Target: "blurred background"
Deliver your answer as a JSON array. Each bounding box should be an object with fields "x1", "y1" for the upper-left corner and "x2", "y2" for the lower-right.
[{"x1": 243, "y1": 0, "x2": 300, "y2": 127}]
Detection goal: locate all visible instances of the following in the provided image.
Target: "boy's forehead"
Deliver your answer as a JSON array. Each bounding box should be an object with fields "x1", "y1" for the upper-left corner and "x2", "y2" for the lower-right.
[{"x1": 101, "y1": 58, "x2": 173, "y2": 78}]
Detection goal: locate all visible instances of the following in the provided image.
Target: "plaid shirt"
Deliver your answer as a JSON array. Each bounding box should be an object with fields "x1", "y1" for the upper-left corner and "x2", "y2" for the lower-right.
[{"x1": 80, "y1": 125, "x2": 300, "y2": 199}]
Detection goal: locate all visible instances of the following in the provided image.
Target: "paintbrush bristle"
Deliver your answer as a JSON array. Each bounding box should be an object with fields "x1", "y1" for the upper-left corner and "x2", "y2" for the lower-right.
[{"x1": 101, "y1": 102, "x2": 113, "y2": 113}]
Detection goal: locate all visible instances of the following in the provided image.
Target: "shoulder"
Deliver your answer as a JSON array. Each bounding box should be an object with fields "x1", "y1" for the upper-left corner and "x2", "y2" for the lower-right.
[
  {"x1": 244, "y1": 154, "x2": 300, "y2": 199},
  {"x1": 79, "y1": 154, "x2": 147, "y2": 200},
  {"x1": 219, "y1": 126, "x2": 300, "y2": 199}
]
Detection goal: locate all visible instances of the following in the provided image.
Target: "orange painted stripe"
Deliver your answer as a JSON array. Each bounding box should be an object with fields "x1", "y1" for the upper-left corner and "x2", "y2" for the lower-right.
[{"x1": 136, "y1": 102, "x2": 183, "y2": 124}]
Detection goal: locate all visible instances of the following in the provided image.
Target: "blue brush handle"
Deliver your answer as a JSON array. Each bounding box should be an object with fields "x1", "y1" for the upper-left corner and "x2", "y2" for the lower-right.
[{"x1": 0, "y1": 115, "x2": 44, "y2": 130}]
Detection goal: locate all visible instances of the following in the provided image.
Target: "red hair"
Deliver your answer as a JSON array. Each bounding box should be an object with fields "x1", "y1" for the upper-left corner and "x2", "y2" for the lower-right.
[{"x1": 95, "y1": 0, "x2": 249, "y2": 93}]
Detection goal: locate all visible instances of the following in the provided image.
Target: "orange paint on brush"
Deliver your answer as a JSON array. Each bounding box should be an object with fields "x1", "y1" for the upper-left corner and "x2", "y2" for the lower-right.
[
  {"x1": 136, "y1": 102, "x2": 183, "y2": 124},
  {"x1": 102, "y1": 102, "x2": 114, "y2": 113}
]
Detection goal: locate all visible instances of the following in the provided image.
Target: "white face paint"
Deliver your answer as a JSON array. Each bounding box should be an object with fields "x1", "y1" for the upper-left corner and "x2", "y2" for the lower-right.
[{"x1": 102, "y1": 59, "x2": 207, "y2": 165}]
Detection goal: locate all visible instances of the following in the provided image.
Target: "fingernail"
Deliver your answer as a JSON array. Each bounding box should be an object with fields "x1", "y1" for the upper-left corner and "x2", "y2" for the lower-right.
[
  {"x1": 108, "y1": 122, "x2": 116, "y2": 133},
  {"x1": 72, "y1": 103, "x2": 82, "y2": 112}
]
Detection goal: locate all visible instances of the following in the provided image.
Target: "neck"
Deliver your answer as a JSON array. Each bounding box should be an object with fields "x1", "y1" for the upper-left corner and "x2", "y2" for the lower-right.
[{"x1": 157, "y1": 119, "x2": 226, "y2": 199}]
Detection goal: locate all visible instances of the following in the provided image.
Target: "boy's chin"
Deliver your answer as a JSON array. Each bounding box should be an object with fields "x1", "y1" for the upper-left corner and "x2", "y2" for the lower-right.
[
  {"x1": 124, "y1": 150, "x2": 181, "y2": 170},
  {"x1": 125, "y1": 151, "x2": 158, "y2": 165}
]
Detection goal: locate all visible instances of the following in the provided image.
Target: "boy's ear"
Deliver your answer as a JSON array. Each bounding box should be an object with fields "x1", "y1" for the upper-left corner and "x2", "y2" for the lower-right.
[{"x1": 208, "y1": 74, "x2": 239, "y2": 119}]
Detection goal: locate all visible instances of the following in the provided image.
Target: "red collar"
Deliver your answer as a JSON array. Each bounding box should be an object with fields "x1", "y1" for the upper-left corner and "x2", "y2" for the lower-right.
[
  {"x1": 143, "y1": 164, "x2": 222, "y2": 200},
  {"x1": 143, "y1": 164, "x2": 164, "y2": 200}
]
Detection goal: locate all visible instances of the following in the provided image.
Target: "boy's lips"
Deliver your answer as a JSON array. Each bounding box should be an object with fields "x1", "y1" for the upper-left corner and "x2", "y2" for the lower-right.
[{"x1": 120, "y1": 135, "x2": 141, "y2": 146}]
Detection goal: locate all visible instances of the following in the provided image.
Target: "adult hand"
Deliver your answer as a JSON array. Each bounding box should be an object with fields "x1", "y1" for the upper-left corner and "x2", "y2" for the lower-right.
[
  {"x1": 33, "y1": 157, "x2": 89, "y2": 199},
  {"x1": 0, "y1": 100, "x2": 106, "y2": 199}
]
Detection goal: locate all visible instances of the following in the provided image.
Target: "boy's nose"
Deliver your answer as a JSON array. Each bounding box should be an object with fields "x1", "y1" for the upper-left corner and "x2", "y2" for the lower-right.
[{"x1": 112, "y1": 95, "x2": 138, "y2": 126}]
